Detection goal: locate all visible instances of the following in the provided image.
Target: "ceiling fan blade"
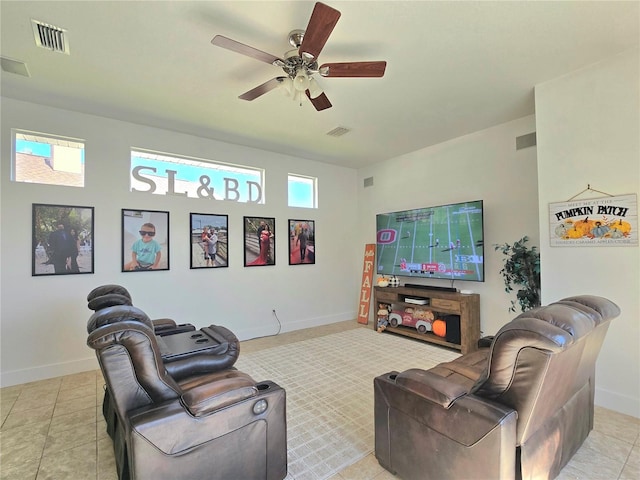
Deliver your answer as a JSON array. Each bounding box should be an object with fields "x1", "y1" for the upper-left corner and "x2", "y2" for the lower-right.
[
  {"x1": 306, "y1": 90, "x2": 332, "y2": 111},
  {"x1": 299, "y1": 2, "x2": 341, "y2": 60},
  {"x1": 239, "y1": 77, "x2": 286, "y2": 101},
  {"x1": 212, "y1": 35, "x2": 283, "y2": 65},
  {"x1": 319, "y1": 61, "x2": 387, "y2": 78}
]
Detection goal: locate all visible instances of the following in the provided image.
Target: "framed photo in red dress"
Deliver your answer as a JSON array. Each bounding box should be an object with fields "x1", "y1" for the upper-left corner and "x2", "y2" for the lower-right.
[{"x1": 244, "y1": 216, "x2": 275, "y2": 267}]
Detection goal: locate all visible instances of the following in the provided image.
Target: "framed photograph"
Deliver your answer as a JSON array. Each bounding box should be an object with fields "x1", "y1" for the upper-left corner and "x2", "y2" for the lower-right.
[
  {"x1": 244, "y1": 216, "x2": 275, "y2": 267},
  {"x1": 289, "y1": 219, "x2": 315, "y2": 265},
  {"x1": 190, "y1": 213, "x2": 229, "y2": 269},
  {"x1": 32, "y1": 203, "x2": 94, "y2": 276},
  {"x1": 122, "y1": 209, "x2": 169, "y2": 272}
]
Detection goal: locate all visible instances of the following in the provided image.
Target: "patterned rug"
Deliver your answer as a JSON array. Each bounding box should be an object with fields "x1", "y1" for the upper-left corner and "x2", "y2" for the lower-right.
[{"x1": 235, "y1": 327, "x2": 460, "y2": 480}]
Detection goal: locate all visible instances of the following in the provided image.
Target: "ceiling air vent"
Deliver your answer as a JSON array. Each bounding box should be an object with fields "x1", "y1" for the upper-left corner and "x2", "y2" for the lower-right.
[
  {"x1": 31, "y1": 19, "x2": 69, "y2": 54},
  {"x1": 0, "y1": 56, "x2": 30, "y2": 77},
  {"x1": 326, "y1": 126, "x2": 351, "y2": 137}
]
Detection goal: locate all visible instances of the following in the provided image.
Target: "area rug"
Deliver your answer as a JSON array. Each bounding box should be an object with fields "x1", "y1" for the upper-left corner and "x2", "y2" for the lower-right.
[{"x1": 235, "y1": 327, "x2": 460, "y2": 480}]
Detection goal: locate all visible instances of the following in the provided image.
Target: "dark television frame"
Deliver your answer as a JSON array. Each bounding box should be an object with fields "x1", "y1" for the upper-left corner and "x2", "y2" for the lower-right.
[{"x1": 376, "y1": 199, "x2": 485, "y2": 283}]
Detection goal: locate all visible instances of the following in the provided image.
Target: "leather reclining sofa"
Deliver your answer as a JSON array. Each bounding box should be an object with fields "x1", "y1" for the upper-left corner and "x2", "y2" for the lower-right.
[
  {"x1": 87, "y1": 284, "x2": 245, "y2": 442},
  {"x1": 87, "y1": 289, "x2": 287, "y2": 480},
  {"x1": 374, "y1": 295, "x2": 620, "y2": 480}
]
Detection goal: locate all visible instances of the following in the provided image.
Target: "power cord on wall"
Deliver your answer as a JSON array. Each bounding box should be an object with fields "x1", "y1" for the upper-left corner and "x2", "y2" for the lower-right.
[
  {"x1": 244, "y1": 309, "x2": 282, "y2": 342},
  {"x1": 271, "y1": 309, "x2": 282, "y2": 336}
]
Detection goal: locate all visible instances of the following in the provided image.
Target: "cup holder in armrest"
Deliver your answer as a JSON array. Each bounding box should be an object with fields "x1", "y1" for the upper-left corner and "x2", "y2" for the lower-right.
[
  {"x1": 389, "y1": 374, "x2": 398, "y2": 381},
  {"x1": 256, "y1": 383, "x2": 271, "y2": 391}
]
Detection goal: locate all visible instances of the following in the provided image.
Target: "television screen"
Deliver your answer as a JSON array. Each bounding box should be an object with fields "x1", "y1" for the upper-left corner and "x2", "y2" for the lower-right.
[{"x1": 376, "y1": 200, "x2": 485, "y2": 282}]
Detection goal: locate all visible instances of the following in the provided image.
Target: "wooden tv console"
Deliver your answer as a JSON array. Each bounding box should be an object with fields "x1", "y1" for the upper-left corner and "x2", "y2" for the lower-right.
[{"x1": 373, "y1": 286, "x2": 480, "y2": 354}]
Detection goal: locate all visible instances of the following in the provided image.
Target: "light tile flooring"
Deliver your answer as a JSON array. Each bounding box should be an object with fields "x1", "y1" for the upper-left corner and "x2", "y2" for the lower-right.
[{"x1": 1, "y1": 321, "x2": 639, "y2": 480}]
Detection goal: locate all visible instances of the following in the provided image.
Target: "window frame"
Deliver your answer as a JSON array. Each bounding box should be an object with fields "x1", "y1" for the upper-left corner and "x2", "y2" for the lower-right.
[
  {"x1": 288, "y1": 173, "x2": 318, "y2": 209},
  {"x1": 12, "y1": 129, "x2": 85, "y2": 187}
]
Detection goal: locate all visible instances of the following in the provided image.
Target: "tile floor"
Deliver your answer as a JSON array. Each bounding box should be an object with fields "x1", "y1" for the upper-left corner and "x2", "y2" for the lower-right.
[{"x1": 1, "y1": 321, "x2": 638, "y2": 480}]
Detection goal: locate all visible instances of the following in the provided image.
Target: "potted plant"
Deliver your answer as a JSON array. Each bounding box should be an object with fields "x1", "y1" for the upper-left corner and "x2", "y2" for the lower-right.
[{"x1": 494, "y1": 236, "x2": 541, "y2": 312}]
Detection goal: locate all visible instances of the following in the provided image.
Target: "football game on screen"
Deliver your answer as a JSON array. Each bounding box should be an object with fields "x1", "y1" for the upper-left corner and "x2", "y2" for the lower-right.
[{"x1": 376, "y1": 200, "x2": 484, "y2": 282}]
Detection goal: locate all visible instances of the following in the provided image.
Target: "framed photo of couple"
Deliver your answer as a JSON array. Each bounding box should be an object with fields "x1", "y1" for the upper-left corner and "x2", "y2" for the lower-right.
[
  {"x1": 32, "y1": 203, "x2": 95, "y2": 276},
  {"x1": 244, "y1": 216, "x2": 275, "y2": 267},
  {"x1": 288, "y1": 219, "x2": 315, "y2": 265},
  {"x1": 121, "y1": 209, "x2": 170, "y2": 272},
  {"x1": 190, "y1": 213, "x2": 229, "y2": 269}
]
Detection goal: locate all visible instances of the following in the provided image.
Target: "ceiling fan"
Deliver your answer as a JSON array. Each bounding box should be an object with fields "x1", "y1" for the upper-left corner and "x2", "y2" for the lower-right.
[{"x1": 211, "y1": 2, "x2": 387, "y2": 111}]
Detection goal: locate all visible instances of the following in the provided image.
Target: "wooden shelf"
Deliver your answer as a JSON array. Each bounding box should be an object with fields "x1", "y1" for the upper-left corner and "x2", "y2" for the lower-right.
[{"x1": 374, "y1": 286, "x2": 480, "y2": 354}]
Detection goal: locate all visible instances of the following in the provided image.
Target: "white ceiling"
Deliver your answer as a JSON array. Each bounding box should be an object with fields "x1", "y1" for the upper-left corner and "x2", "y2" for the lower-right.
[{"x1": 1, "y1": 1, "x2": 638, "y2": 169}]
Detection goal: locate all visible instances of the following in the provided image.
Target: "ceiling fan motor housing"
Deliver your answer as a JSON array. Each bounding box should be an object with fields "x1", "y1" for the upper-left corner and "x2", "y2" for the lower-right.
[{"x1": 211, "y1": 2, "x2": 386, "y2": 111}]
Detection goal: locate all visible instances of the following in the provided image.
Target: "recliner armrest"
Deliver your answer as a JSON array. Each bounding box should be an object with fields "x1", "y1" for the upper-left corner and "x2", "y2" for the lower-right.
[
  {"x1": 129, "y1": 381, "x2": 286, "y2": 456},
  {"x1": 396, "y1": 368, "x2": 469, "y2": 408},
  {"x1": 152, "y1": 318, "x2": 178, "y2": 329},
  {"x1": 181, "y1": 377, "x2": 257, "y2": 417}
]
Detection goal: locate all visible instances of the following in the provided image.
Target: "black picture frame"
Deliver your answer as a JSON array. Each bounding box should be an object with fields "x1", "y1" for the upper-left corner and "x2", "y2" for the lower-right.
[
  {"x1": 244, "y1": 216, "x2": 275, "y2": 267},
  {"x1": 32, "y1": 203, "x2": 95, "y2": 276},
  {"x1": 190, "y1": 213, "x2": 229, "y2": 269},
  {"x1": 288, "y1": 219, "x2": 315, "y2": 265},
  {"x1": 122, "y1": 209, "x2": 170, "y2": 272}
]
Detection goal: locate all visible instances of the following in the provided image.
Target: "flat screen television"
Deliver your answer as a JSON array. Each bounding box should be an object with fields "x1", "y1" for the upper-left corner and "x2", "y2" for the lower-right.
[{"x1": 376, "y1": 200, "x2": 485, "y2": 282}]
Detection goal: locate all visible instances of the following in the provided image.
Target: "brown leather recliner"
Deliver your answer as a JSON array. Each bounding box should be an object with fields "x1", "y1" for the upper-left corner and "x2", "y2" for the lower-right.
[
  {"x1": 374, "y1": 295, "x2": 620, "y2": 480},
  {"x1": 88, "y1": 305, "x2": 287, "y2": 480},
  {"x1": 87, "y1": 291, "x2": 243, "y2": 443}
]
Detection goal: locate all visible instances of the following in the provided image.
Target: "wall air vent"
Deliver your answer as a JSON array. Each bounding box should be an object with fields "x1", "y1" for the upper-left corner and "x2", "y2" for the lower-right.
[
  {"x1": 31, "y1": 20, "x2": 69, "y2": 54},
  {"x1": 516, "y1": 132, "x2": 536, "y2": 150},
  {"x1": 326, "y1": 126, "x2": 351, "y2": 137}
]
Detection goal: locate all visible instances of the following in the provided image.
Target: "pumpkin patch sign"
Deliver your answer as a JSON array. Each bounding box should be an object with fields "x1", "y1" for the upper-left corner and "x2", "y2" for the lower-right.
[{"x1": 549, "y1": 194, "x2": 637, "y2": 247}]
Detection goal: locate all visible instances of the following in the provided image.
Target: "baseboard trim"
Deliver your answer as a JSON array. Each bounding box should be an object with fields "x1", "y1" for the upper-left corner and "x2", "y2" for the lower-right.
[
  {"x1": 1, "y1": 312, "x2": 358, "y2": 388},
  {"x1": 596, "y1": 387, "x2": 640, "y2": 418},
  {"x1": 1, "y1": 356, "x2": 100, "y2": 388},
  {"x1": 235, "y1": 311, "x2": 357, "y2": 342}
]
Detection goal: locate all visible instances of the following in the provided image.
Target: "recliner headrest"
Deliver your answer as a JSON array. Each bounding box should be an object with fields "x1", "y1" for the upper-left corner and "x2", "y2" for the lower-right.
[
  {"x1": 87, "y1": 293, "x2": 132, "y2": 311},
  {"x1": 87, "y1": 284, "x2": 131, "y2": 302},
  {"x1": 558, "y1": 295, "x2": 620, "y2": 323},
  {"x1": 514, "y1": 303, "x2": 595, "y2": 338},
  {"x1": 87, "y1": 304, "x2": 153, "y2": 333}
]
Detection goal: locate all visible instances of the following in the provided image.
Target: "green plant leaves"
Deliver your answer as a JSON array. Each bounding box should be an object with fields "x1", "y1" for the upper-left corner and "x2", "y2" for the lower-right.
[{"x1": 494, "y1": 236, "x2": 541, "y2": 313}]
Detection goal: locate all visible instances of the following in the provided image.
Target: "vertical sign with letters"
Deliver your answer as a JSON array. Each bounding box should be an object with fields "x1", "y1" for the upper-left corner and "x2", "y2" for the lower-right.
[{"x1": 357, "y1": 244, "x2": 376, "y2": 324}]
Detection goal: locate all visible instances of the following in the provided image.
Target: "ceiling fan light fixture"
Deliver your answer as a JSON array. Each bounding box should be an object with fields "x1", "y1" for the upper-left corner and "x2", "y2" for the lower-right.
[
  {"x1": 279, "y1": 77, "x2": 294, "y2": 97},
  {"x1": 292, "y1": 89, "x2": 303, "y2": 106},
  {"x1": 293, "y1": 69, "x2": 310, "y2": 92},
  {"x1": 308, "y1": 77, "x2": 323, "y2": 99}
]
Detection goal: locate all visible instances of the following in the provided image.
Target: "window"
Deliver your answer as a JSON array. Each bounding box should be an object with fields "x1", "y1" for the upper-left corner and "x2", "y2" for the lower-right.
[
  {"x1": 12, "y1": 130, "x2": 85, "y2": 187},
  {"x1": 288, "y1": 174, "x2": 317, "y2": 208},
  {"x1": 130, "y1": 149, "x2": 264, "y2": 204}
]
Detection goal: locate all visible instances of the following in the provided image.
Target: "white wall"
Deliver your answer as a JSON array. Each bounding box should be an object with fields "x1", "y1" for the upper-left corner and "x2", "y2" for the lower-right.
[
  {"x1": 0, "y1": 97, "x2": 360, "y2": 387},
  {"x1": 535, "y1": 48, "x2": 640, "y2": 417},
  {"x1": 357, "y1": 115, "x2": 540, "y2": 339}
]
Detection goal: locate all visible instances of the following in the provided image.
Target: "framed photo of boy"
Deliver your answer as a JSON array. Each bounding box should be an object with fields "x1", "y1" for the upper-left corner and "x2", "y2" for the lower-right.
[
  {"x1": 289, "y1": 219, "x2": 315, "y2": 265},
  {"x1": 244, "y1": 216, "x2": 275, "y2": 267},
  {"x1": 190, "y1": 213, "x2": 229, "y2": 269},
  {"x1": 122, "y1": 209, "x2": 169, "y2": 272},
  {"x1": 32, "y1": 203, "x2": 95, "y2": 276}
]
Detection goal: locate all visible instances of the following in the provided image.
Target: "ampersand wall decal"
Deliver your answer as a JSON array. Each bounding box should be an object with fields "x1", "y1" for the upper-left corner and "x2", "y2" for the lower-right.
[{"x1": 197, "y1": 175, "x2": 215, "y2": 199}]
